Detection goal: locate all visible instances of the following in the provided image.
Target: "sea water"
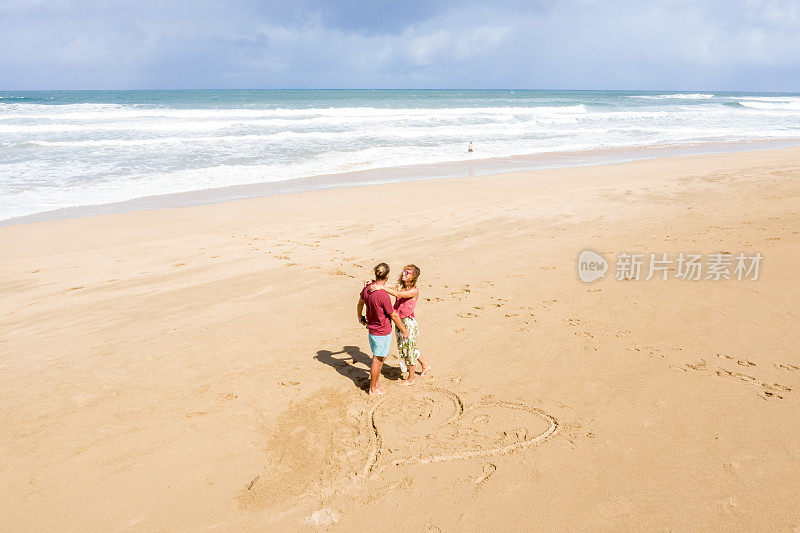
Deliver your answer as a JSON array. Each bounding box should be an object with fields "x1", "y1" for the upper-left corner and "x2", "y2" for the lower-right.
[{"x1": 2, "y1": 89, "x2": 800, "y2": 221}]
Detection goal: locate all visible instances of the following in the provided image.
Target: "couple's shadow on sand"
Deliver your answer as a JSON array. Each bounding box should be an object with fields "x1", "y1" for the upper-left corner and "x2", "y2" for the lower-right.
[{"x1": 315, "y1": 345, "x2": 403, "y2": 391}]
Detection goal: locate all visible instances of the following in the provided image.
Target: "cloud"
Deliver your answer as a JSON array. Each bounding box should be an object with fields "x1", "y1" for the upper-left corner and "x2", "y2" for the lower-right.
[{"x1": 1, "y1": 0, "x2": 799, "y2": 90}]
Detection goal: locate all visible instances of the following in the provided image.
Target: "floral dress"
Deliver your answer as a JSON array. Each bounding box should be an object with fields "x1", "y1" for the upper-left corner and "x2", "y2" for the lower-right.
[
  {"x1": 394, "y1": 288, "x2": 420, "y2": 368},
  {"x1": 396, "y1": 316, "x2": 420, "y2": 368}
]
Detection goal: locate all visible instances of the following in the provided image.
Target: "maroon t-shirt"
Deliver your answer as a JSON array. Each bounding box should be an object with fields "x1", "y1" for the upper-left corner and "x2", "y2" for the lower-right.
[{"x1": 360, "y1": 283, "x2": 394, "y2": 336}]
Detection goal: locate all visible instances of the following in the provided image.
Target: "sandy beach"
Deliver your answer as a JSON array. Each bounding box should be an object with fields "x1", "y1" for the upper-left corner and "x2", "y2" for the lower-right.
[{"x1": 2, "y1": 147, "x2": 799, "y2": 530}]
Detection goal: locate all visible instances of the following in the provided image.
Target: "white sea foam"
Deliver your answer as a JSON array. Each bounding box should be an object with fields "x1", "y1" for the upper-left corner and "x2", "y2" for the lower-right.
[
  {"x1": 2, "y1": 92, "x2": 799, "y2": 221},
  {"x1": 631, "y1": 93, "x2": 715, "y2": 99},
  {"x1": 737, "y1": 100, "x2": 800, "y2": 110},
  {"x1": 0, "y1": 104, "x2": 587, "y2": 122}
]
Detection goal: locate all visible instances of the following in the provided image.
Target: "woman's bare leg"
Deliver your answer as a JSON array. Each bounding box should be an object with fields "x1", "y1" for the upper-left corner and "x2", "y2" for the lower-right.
[
  {"x1": 400, "y1": 364, "x2": 416, "y2": 386},
  {"x1": 417, "y1": 356, "x2": 431, "y2": 376}
]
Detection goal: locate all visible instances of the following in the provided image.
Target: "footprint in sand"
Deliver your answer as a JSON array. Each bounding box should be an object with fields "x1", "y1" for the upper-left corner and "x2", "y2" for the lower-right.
[
  {"x1": 684, "y1": 359, "x2": 708, "y2": 371},
  {"x1": 216, "y1": 393, "x2": 238, "y2": 402},
  {"x1": 492, "y1": 297, "x2": 508, "y2": 307},
  {"x1": 472, "y1": 463, "x2": 497, "y2": 485},
  {"x1": 716, "y1": 368, "x2": 758, "y2": 383},
  {"x1": 762, "y1": 382, "x2": 791, "y2": 392},
  {"x1": 717, "y1": 353, "x2": 756, "y2": 367},
  {"x1": 449, "y1": 288, "x2": 472, "y2": 298}
]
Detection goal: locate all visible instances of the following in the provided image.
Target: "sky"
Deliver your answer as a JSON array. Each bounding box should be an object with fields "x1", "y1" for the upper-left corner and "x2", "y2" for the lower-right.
[{"x1": 2, "y1": 0, "x2": 800, "y2": 91}]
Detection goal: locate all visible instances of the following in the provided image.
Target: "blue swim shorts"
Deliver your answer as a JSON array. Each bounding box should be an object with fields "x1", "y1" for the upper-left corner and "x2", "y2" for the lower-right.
[{"x1": 368, "y1": 333, "x2": 392, "y2": 359}]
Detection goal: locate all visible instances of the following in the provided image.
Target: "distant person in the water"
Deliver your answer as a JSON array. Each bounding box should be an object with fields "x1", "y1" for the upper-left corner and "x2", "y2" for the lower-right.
[{"x1": 468, "y1": 141, "x2": 473, "y2": 153}]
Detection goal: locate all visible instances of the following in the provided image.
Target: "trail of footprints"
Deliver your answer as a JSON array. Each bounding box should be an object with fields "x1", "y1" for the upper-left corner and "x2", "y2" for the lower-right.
[
  {"x1": 677, "y1": 353, "x2": 796, "y2": 400},
  {"x1": 225, "y1": 230, "x2": 574, "y2": 336},
  {"x1": 439, "y1": 281, "x2": 562, "y2": 333},
  {"x1": 230, "y1": 229, "x2": 800, "y2": 404},
  {"x1": 213, "y1": 244, "x2": 570, "y2": 336},
  {"x1": 227, "y1": 227, "x2": 366, "y2": 276}
]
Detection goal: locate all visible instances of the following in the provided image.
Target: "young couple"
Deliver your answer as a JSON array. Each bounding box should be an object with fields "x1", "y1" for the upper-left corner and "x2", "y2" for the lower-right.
[{"x1": 357, "y1": 262, "x2": 431, "y2": 396}]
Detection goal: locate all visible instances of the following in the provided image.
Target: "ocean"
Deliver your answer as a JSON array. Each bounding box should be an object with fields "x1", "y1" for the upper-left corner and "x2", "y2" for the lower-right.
[{"x1": 2, "y1": 89, "x2": 800, "y2": 222}]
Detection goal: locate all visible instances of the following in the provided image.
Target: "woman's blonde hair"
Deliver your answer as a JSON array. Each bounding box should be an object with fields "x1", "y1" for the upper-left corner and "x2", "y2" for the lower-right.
[{"x1": 399, "y1": 264, "x2": 420, "y2": 288}]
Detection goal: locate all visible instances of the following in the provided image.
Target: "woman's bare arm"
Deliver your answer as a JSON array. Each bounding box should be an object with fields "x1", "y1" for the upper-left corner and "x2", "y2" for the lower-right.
[{"x1": 371, "y1": 285, "x2": 418, "y2": 299}]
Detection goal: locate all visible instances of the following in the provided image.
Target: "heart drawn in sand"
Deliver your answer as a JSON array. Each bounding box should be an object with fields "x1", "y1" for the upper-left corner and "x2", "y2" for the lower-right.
[{"x1": 362, "y1": 387, "x2": 558, "y2": 476}]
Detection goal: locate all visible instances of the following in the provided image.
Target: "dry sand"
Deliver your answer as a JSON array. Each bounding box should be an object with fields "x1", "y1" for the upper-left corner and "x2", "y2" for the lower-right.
[{"x1": 1, "y1": 147, "x2": 799, "y2": 531}]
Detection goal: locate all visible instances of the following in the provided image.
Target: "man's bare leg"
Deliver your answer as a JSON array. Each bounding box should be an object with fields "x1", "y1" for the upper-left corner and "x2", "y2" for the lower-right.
[
  {"x1": 400, "y1": 364, "x2": 416, "y2": 386},
  {"x1": 369, "y1": 356, "x2": 387, "y2": 395}
]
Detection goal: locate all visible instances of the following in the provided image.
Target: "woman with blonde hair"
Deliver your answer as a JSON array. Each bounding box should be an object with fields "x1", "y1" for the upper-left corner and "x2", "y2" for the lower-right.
[{"x1": 370, "y1": 264, "x2": 430, "y2": 385}]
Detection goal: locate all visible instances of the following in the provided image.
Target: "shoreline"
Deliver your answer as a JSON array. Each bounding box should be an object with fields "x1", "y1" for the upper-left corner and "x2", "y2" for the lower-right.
[{"x1": 4, "y1": 138, "x2": 799, "y2": 226}]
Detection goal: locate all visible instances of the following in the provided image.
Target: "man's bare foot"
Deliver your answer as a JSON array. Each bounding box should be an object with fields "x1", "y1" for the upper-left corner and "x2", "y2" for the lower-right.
[
  {"x1": 368, "y1": 387, "x2": 387, "y2": 396},
  {"x1": 399, "y1": 379, "x2": 415, "y2": 387},
  {"x1": 419, "y1": 364, "x2": 431, "y2": 376}
]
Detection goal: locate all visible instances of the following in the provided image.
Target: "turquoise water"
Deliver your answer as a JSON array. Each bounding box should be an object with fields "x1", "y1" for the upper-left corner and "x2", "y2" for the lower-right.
[
  {"x1": 2, "y1": 90, "x2": 800, "y2": 221},
  {"x1": 6, "y1": 88, "x2": 800, "y2": 109}
]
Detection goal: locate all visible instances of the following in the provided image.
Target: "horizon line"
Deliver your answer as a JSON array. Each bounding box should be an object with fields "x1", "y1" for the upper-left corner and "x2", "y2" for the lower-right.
[{"x1": 2, "y1": 88, "x2": 799, "y2": 94}]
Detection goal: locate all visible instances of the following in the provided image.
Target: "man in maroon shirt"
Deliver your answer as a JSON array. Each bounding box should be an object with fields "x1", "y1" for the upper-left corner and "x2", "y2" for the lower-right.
[{"x1": 358, "y1": 263, "x2": 409, "y2": 396}]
